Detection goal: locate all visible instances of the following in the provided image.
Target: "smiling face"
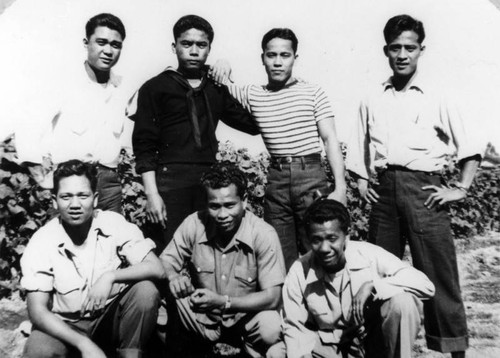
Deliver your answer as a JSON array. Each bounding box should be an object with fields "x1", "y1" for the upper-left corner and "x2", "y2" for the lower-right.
[
  {"x1": 262, "y1": 37, "x2": 297, "y2": 88},
  {"x1": 206, "y1": 184, "x2": 247, "y2": 237},
  {"x1": 173, "y1": 28, "x2": 211, "y2": 75},
  {"x1": 384, "y1": 30, "x2": 424, "y2": 80},
  {"x1": 84, "y1": 26, "x2": 123, "y2": 72},
  {"x1": 308, "y1": 219, "x2": 347, "y2": 273},
  {"x1": 53, "y1": 175, "x2": 97, "y2": 228}
]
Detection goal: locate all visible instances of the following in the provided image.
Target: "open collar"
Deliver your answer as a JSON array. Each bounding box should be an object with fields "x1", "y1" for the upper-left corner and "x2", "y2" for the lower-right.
[
  {"x1": 383, "y1": 71, "x2": 426, "y2": 94},
  {"x1": 199, "y1": 211, "x2": 254, "y2": 252},
  {"x1": 84, "y1": 61, "x2": 121, "y2": 87}
]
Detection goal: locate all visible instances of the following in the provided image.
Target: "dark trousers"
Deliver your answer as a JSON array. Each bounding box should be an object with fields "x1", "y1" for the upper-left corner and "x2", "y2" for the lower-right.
[
  {"x1": 264, "y1": 156, "x2": 331, "y2": 271},
  {"x1": 96, "y1": 165, "x2": 122, "y2": 213},
  {"x1": 23, "y1": 281, "x2": 160, "y2": 358},
  {"x1": 369, "y1": 168, "x2": 468, "y2": 353},
  {"x1": 153, "y1": 163, "x2": 210, "y2": 253}
]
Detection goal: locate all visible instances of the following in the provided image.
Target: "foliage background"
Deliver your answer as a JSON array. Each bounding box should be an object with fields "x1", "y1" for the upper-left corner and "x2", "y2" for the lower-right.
[{"x1": 1, "y1": 137, "x2": 499, "y2": 298}]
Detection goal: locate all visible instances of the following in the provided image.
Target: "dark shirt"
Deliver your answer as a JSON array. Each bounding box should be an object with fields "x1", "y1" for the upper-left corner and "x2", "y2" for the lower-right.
[{"x1": 131, "y1": 68, "x2": 259, "y2": 174}]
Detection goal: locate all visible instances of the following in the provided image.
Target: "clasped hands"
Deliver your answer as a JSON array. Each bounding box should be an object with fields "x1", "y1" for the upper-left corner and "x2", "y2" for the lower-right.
[{"x1": 169, "y1": 273, "x2": 226, "y2": 313}]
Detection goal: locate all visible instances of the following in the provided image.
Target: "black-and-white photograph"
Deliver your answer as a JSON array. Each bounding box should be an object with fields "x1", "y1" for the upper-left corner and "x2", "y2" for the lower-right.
[{"x1": 0, "y1": 0, "x2": 499, "y2": 357}]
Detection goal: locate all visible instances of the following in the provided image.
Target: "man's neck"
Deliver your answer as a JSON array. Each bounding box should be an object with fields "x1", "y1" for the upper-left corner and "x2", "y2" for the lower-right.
[
  {"x1": 85, "y1": 61, "x2": 111, "y2": 85},
  {"x1": 266, "y1": 76, "x2": 296, "y2": 91},
  {"x1": 391, "y1": 72, "x2": 416, "y2": 92},
  {"x1": 63, "y1": 220, "x2": 93, "y2": 246}
]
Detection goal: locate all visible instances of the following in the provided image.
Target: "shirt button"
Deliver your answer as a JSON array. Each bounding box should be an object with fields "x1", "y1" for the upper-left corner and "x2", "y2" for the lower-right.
[
  {"x1": 248, "y1": 277, "x2": 253, "y2": 282},
  {"x1": 221, "y1": 275, "x2": 226, "y2": 280},
  {"x1": 222, "y1": 254, "x2": 226, "y2": 259},
  {"x1": 197, "y1": 267, "x2": 201, "y2": 272}
]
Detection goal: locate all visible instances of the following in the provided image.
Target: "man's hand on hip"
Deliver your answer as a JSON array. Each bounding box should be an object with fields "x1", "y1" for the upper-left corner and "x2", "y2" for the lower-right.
[{"x1": 422, "y1": 185, "x2": 466, "y2": 209}]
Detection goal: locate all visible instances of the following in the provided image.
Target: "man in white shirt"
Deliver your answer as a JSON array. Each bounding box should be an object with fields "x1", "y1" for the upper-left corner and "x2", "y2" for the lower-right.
[
  {"x1": 16, "y1": 13, "x2": 132, "y2": 212},
  {"x1": 346, "y1": 14, "x2": 481, "y2": 357}
]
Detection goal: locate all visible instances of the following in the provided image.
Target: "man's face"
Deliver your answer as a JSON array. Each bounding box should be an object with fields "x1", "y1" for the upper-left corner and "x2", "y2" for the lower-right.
[
  {"x1": 262, "y1": 38, "x2": 297, "y2": 87},
  {"x1": 53, "y1": 175, "x2": 97, "y2": 227},
  {"x1": 206, "y1": 184, "x2": 247, "y2": 235},
  {"x1": 308, "y1": 220, "x2": 347, "y2": 272},
  {"x1": 84, "y1": 26, "x2": 123, "y2": 72},
  {"x1": 173, "y1": 28, "x2": 211, "y2": 73},
  {"x1": 384, "y1": 30, "x2": 424, "y2": 78}
]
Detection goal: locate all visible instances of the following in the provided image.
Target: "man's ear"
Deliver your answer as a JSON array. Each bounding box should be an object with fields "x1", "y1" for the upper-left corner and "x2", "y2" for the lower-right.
[
  {"x1": 93, "y1": 193, "x2": 99, "y2": 209},
  {"x1": 171, "y1": 42, "x2": 176, "y2": 54},
  {"x1": 261, "y1": 53, "x2": 265, "y2": 66},
  {"x1": 420, "y1": 45, "x2": 426, "y2": 55},
  {"x1": 83, "y1": 38, "x2": 89, "y2": 48},
  {"x1": 242, "y1": 194, "x2": 248, "y2": 209},
  {"x1": 52, "y1": 194, "x2": 58, "y2": 211},
  {"x1": 383, "y1": 45, "x2": 389, "y2": 57}
]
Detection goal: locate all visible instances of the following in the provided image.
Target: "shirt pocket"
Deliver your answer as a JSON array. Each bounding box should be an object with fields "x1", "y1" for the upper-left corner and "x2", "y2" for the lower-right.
[
  {"x1": 234, "y1": 266, "x2": 258, "y2": 292},
  {"x1": 191, "y1": 263, "x2": 215, "y2": 289}
]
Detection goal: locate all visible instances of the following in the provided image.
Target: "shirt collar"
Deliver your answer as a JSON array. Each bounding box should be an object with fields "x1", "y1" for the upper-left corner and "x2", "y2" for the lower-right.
[
  {"x1": 383, "y1": 71, "x2": 425, "y2": 93},
  {"x1": 304, "y1": 241, "x2": 369, "y2": 284},
  {"x1": 200, "y1": 211, "x2": 254, "y2": 252},
  {"x1": 56, "y1": 210, "x2": 109, "y2": 256},
  {"x1": 84, "y1": 61, "x2": 121, "y2": 87}
]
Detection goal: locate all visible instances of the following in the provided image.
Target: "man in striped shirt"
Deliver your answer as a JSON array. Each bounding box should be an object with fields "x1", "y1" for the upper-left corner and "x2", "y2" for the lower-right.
[{"x1": 221, "y1": 28, "x2": 347, "y2": 270}]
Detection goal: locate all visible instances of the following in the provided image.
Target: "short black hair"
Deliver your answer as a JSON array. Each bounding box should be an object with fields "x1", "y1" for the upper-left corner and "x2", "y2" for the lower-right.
[
  {"x1": 303, "y1": 199, "x2": 350, "y2": 235},
  {"x1": 201, "y1": 162, "x2": 247, "y2": 199},
  {"x1": 173, "y1": 15, "x2": 214, "y2": 43},
  {"x1": 85, "y1": 13, "x2": 126, "y2": 40},
  {"x1": 261, "y1": 28, "x2": 298, "y2": 53},
  {"x1": 383, "y1": 14, "x2": 425, "y2": 44},
  {"x1": 53, "y1": 160, "x2": 98, "y2": 195}
]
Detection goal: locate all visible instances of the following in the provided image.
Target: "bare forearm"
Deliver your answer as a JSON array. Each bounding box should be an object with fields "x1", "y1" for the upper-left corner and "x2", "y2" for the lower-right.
[
  {"x1": 459, "y1": 156, "x2": 481, "y2": 188},
  {"x1": 141, "y1": 171, "x2": 160, "y2": 195},
  {"x1": 227, "y1": 286, "x2": 281, "y2": 313},
  {"x1": 325, "y1": 136, "x2": 347, "y2": 191}
]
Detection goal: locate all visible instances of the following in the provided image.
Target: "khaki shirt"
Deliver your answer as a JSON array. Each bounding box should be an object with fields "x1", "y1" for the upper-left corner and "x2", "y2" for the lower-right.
[
  {"x1": 161, "y1": 210, "x2": 286, "y2": 327},
  {"x1": 282, "y1": 241, "x2": 435, "y2": 358}
]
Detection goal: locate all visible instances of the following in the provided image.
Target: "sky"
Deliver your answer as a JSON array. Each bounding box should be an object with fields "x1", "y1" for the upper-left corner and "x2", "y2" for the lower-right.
[{"x1": 0, "y1": 0, "x2": 499, "y2": 155}]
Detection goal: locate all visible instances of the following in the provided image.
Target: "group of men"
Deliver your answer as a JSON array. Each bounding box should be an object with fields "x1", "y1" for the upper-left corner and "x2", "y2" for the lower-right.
[{"x1": 18, "y1": 10, "x2": 481, "y2": 358}]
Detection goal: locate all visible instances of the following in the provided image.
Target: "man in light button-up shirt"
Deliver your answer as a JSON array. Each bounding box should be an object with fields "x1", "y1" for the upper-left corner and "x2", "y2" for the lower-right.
[
  {"x1": 281, "y1": 199, "x2": 434, "y2": 358},
  {"x1": 16, "y1": 13, "x2": 134, "y2": 213},
  {"x1": 21, "y1": 160, "x2": 165, "y2": 358},
  {"x1": 346, "y1": 15, "x2": 481, "y2": 357}
]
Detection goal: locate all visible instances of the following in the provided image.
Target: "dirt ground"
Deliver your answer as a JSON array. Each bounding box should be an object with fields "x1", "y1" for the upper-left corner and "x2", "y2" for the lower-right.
[{"x1": 1, "y1": 231, "x2": 499, "y2": 358}]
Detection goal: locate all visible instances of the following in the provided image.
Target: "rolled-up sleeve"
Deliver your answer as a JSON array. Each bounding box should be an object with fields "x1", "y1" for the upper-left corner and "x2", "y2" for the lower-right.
[
  {"x1": 441, "y1": 97, "x2": 482, "y2": 162},
  {"x1": 115, "y1": 220, "x2": 156, "y2": 266},
  {"x1": 283, "y1": 261, "x2": 318, "y2": 358},
  {"x1": 20, "y1": 234, "x2": 54, "y2": 292}
]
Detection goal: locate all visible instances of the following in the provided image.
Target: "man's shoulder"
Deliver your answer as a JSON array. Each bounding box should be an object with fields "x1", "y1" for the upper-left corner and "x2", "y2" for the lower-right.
[
  {"x1": 93, "y1": 210, "x2": 135, "y2": 234},
  {"x1": 244, "y1": 211, "x2": 277, "y2": 236},
  {"x1": 27, "y1": 217, "x2": 64, "y2": 248}
]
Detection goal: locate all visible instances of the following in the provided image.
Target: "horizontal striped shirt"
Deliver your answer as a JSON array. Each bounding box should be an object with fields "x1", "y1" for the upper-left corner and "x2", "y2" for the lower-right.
[{"x1": 228, "y1": 81, "x2": 335, "y2": 157}]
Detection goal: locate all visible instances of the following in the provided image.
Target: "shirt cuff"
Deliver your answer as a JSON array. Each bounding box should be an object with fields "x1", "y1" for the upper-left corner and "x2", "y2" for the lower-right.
[{"x1": 120, "y1": 238, "x2": 156, "y2": 265}]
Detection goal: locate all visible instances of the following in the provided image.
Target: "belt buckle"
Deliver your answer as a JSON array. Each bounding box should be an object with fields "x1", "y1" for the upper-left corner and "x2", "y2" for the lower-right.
[{"x1": 285, "y1": 157, "x2": 292, "y2": 164}]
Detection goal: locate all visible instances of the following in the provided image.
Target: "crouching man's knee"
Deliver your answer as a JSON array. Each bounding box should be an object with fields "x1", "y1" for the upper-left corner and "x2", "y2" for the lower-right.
[{"x1": 381, "y1": 292, "x2": 423, "y2": 324}]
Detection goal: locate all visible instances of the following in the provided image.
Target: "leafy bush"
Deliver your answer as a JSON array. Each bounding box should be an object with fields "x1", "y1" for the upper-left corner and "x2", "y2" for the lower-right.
[{"x1": 1, "y1": 137, "x2": 499, "y2": 298}]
